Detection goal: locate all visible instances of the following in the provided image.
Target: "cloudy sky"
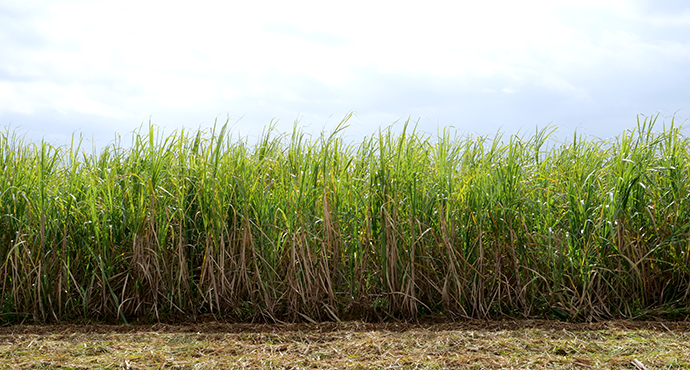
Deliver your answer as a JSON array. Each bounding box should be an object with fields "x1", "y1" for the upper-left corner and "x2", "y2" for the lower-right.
[{"x1": 1, "y1": 0, "x2": 689, "y2": 146}]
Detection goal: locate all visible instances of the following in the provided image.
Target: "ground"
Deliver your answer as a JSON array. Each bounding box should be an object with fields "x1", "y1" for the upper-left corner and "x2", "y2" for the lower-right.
[{"x1": 0, "y1": 319, "x2": 688, "y2": 369}]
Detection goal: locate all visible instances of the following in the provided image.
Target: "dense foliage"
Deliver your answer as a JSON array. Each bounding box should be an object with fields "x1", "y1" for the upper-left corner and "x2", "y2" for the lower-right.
[{"x1": 1, "y1": 114, "x2": 689, "y2": 323}]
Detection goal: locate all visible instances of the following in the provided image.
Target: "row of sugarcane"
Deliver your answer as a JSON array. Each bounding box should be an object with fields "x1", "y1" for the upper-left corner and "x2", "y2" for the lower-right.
[{"x1": 0, "y1": 114, "x2": 689, "y2": 323}]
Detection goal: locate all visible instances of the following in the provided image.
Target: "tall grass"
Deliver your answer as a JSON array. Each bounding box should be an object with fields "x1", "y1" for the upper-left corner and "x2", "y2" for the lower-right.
[{"x1": 1, "y1": 114, "x2": 689, "y2": 323}]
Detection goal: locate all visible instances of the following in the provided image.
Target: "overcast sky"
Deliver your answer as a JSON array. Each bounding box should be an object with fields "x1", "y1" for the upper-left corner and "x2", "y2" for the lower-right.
[{"x1": 1, "y1": 0, "x2": 689, "y2": 146}]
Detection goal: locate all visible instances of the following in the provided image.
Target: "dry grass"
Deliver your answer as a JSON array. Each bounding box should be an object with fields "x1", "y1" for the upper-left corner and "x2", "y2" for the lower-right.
[{"x1": 0, "y1": 320, "x2": 688, "y2": 369}]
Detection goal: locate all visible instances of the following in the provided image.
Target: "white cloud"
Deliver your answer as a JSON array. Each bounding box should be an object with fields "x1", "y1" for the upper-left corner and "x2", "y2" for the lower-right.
[{"x1": 0, "y1": 0, "x2": 688, "y2": 142}]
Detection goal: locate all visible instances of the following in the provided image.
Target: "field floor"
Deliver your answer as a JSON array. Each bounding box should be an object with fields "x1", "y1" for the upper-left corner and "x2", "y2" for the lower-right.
[{"x1": 0, "y1": 319, "x2": 688, "y2": 369}]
